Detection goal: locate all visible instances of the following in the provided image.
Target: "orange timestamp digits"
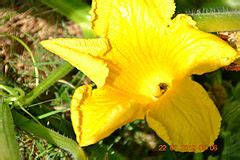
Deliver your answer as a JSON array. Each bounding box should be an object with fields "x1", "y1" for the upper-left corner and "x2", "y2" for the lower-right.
[
  {"x1": 158, "y1": 144, "x2": 218, "y2": 152},
  {"x1": 159, "y1": 144, "x2": 167, "y2": 151},
  {"x1": 209, "y1": 144, "x2": 218, "y2": 151},
  {"x1": 198, "y1": 144, "x2": 218, "y2": 152}
]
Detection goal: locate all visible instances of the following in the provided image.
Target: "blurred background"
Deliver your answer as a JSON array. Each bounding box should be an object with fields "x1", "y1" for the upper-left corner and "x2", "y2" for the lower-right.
[{"x1": 0, "y1": 0, "x2": 240, "y2": 159}]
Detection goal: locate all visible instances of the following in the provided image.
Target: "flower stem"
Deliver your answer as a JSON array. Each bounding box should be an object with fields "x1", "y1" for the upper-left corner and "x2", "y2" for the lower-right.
[
  {"x1": 190, "y1": 10, "x2": 240, "y2": 32},
  {"x1": 18, "y1": 62, "x2": 74, "y2": 106}
]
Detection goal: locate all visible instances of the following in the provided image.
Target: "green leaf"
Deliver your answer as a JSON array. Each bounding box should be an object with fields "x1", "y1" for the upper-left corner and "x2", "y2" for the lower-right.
[
  {"x1": 221, "y1": 83, "x2": 240, "y2": 159},
  {"x1": 0, "y1": 103, "x2": 20, "y2": 160},
  {"x1": 12, "y1": 110, "x2": 87, "y2": 160}
]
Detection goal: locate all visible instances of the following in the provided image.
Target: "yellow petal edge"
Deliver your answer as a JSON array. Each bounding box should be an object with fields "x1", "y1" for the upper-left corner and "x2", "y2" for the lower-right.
[
  {"x1": 71, "y1": 85, "x2": 145, "y2": 146},
  {"x1": 40, "y1": 38, "x2": 110, "y2": 87},
  {"x1": 90, "y1": 0, "x2": 176, "y2": 37}
]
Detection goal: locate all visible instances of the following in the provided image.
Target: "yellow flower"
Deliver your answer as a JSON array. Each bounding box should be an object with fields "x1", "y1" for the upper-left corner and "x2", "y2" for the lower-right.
[{"x1": 41, "y1": 0, "x2": 237, "y2": 152}]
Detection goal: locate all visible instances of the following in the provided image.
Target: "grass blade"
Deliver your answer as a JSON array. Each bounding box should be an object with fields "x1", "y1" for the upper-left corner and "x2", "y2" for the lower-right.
[
  {"x1": 0, "y1": 103, "x2": 20, "y2": 160},
  {"x1": 18, "y1": 62, "x2": 74, "y2": 106}
]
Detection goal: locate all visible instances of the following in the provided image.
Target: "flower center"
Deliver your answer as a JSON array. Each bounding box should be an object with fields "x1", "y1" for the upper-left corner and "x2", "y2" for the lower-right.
[
  {"x1": 140, "y1": 74, "x2": 172, "y2": 101},
  {"x1": 159, "y1": 83, "x2": 168, "y2": 94},
  {"x1": 153, "y1": 83, "x2": 169, "y2": 98}
]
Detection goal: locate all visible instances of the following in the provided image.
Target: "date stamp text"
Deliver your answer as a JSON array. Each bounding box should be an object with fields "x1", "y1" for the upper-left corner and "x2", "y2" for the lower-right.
[{"x1": 159, "y1": 144, "x2": 218, "y2": 152}]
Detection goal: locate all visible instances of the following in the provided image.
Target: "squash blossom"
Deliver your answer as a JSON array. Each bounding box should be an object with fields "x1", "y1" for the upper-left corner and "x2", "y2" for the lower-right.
[{"x1": 41, "y1": 0, "x2": 237, "y2": 152}]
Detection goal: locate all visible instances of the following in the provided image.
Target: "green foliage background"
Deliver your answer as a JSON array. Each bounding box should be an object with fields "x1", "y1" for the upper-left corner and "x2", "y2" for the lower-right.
[{"x1": 0, "y1": 0, "x2": 239, "y2": 159}]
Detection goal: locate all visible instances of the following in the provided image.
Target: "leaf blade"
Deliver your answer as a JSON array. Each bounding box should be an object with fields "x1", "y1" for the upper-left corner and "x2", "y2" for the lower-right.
[
  {"x1": 12, "y1": 110, "x2": 87, "y2": 160},
  {"x1": 0, "y1": 103, "x2": 20, "y2": 160}
]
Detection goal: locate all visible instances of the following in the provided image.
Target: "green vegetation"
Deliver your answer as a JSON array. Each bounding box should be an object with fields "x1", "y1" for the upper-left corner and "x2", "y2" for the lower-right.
[{"x1": 0, "y1": 0, "x2": 239, "y2": 159}]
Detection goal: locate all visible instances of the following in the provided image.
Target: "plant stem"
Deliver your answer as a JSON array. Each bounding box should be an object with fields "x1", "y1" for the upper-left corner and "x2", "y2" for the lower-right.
[
  {"x1": 0, "y1": 84, "x2": 18, "y2": 96},
  {"x1": 12, "y1": 110, "x2": 87, "y2": 160},
  {"x1": 19, "y1": 62, "x2": 74, "y2": 106},
  {"x1": 190, "y1": 10, "x2": 240, "y2": 32}
]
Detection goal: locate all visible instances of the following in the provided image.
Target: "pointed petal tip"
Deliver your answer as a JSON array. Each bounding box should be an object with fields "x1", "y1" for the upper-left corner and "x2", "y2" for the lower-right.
[
  {"x1": 39, "y1": 39, "x2": 49, "y2": 48},
  {"x1": 40, "y1": 39, "x2": 59, "y2": 52},
  {"x1": 40, "y1": 39, "x2": 53, "y2": 45},
  {"x1": 39, "y1": 38, "x2": 110, "y2": 88}
]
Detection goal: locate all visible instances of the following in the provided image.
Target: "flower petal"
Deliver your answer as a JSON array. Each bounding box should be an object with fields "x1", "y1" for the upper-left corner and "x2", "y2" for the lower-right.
[
  {"x1": 71, "y1": 85, "x2": 144, "y2": 146},
  {"x1": 164, "y1": 14, "x2": 237, "y2": 77},
  {"x1": 91, "y1": 0, "x2": 175, "y2": 37},
  {"x1": 40, "y1": 38, "x2": 110, "y2": 87},
  {"x1": 146, "y1": 78, "x2": 221, "y2": 152},
  {"x1": 100, "y1": 14, "x2": 235, "y2": 100}
]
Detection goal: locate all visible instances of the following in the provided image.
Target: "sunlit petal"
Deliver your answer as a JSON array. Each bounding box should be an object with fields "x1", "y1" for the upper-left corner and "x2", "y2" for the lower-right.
[
  {"x1": 71, "y1": 85, "x2": 145, "y2": 146},
  {"x1": 146, "y1": 78, "x2": 221, "y2": 152},
  {"x1": 41, "y1": 38, "x2": 110, "y2": 87},
  {"x1": 162, "y1": 14, "x2": 237, "y2": 77},
  {"x1": 91, "y1": 0, "x2": 175, "y2": 37},
  {"x1": 101, "y1": 14, "x2": 236, "y2": 100}
]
